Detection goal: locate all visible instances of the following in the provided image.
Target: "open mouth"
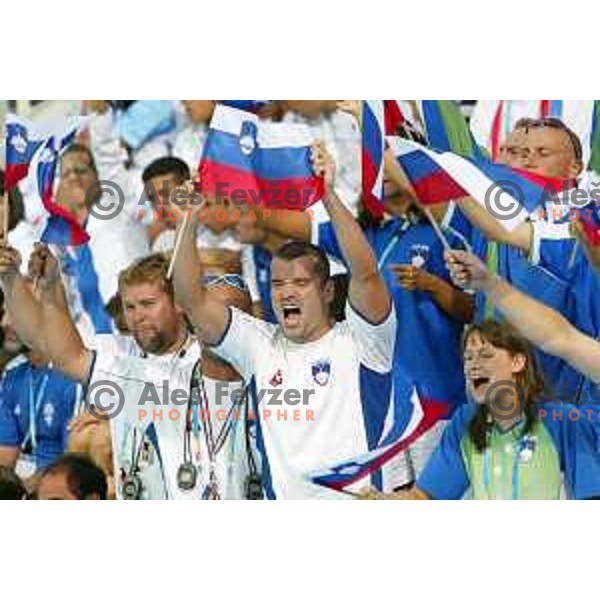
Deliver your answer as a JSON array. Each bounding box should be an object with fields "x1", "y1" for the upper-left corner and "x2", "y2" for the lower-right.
[
  {"x1": 282, "y1": 304, "x2": 302, "y2": 326},
  {"x1": 471, "y1": 376, "x2": 491, "y2": 392}
]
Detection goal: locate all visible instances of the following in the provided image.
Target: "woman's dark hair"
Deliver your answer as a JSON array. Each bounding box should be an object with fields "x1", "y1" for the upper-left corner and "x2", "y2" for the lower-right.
[
  {"x1": 39, "y1": 453, "x2": 108, "y2": 500},
  {"x1": 0, "y1": 168, "x2": 26, "y2": 231},
  {"x1": 463, "y1": 320, "x2": 546, "y2": 452}
]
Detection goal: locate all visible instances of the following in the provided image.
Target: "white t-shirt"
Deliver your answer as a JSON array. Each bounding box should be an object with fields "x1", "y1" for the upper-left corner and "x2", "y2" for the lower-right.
[
  {"x1": 156, "y1": 375, "x2": 255, "y2": 500},
  {"x1": 87, "y1": 333, "x2": 200, "y2": 500},
  {"x1": 87, "y1": 334, "x2": 256, "y2": 499},
  {"x1": 212, "y1": 303, "x2": 397, "y2": 499}
]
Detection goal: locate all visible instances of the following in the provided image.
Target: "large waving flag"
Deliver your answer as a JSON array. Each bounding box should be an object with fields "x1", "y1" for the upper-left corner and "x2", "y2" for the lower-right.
[
  {"x1": 388, "y1": 137, "x2": 576, "y2": 231},
  {"x1": 307, "y1": 386, "x2": 449, "y2": 492},
  {"x1": 361, "y1": 100, "x2": 406, "y2": 218},
  {"x1": 199, "y1": 105, "x2": 323, "y2": 210},
  {"x1": 4, "y1": 115, "x2": 44, "y2": 191},
  {"x1": 37, "y1": 132, "x2": 90, "y2": 246}
]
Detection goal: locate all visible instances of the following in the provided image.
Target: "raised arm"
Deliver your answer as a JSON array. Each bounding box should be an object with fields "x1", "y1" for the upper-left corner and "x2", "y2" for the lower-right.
[
  {"x1": 30, "y1": 245, "x2": 93, "y2": 384},
  {"x1": 446, "y1": 249, "x2": 600, "y2": 382},
  {"x1": 0, "y1": 245, "x2": 46, "y2": 356},
  {"x1": 170, "y1": 187, "x2": 231, "y2": 345},
  {"x1": 311, "y1": 142, "x2": 391, "y2": 322},
  {"x1": 457, "y1": 197, "x2": 532, "y2": 251}
]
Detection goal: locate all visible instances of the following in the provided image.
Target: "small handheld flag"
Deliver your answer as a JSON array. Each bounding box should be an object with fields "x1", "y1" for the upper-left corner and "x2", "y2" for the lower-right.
[
  {"x1": 4, "y1": 115, "x2": 44, "y2": 191},
  {"x1": 37, "y1": 133, "x2": 90, "y2": 246}
]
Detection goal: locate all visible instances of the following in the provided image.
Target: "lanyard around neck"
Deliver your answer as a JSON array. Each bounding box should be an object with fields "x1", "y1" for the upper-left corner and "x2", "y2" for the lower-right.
[
  {"x1": 377, "y1": 216, "x2": 416, "y2": 270},
  {"x1": 22, "y1": 370, "x2": 50, "y2": 452}
]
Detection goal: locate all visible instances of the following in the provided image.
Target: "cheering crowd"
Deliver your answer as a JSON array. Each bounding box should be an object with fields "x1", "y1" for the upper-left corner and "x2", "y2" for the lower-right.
[{"x1": 1, "y1": 99, "x2": 600, "y2": 500}]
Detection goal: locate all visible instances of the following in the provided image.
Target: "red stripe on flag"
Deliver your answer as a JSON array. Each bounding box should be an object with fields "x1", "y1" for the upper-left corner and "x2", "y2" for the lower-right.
[
  {"x1": 199, "y1": 160, "x2": 323, "y2": 210},
  {"x1": 540, "y1": 100, "x2": 551, "y2": 118},
  {"x1": 361, "y1": 148, "x2": 384, "y2": 218},
  {"x1": 490, "y1": 101, "x2": 504, "y2": 162},
  {"x1": 412, "y1": 170, "x2": 469, "y2": 205},
  {"x1": 4, "y1": 164, "x2": 30, "y2": 192},
  {"x1": 383, "y1": 100, "x2": 405, "y2": 135},
  {"x1": 322, "y1": 399, "x2": 450, "y2": 492},
  {"x1": 511, "y1": 167, "x2": 577, "y2": 195}
]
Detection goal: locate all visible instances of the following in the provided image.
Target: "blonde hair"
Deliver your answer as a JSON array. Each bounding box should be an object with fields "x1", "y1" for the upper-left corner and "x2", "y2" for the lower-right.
[{"x1": 118, "y1": 254, "x2": 173, "y2": 299}]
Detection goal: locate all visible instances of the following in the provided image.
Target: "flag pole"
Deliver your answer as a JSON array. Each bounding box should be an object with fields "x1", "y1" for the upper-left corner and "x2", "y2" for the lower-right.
[
  {"x1": 422, "y1": 206, "x2": 452, "y2": 252},
  {"x1": 167, "y1": 210, "x2": 191, "y2": 280},
  {"x1": 1, "y1": 192, "x2": 8, "y2": 244}
]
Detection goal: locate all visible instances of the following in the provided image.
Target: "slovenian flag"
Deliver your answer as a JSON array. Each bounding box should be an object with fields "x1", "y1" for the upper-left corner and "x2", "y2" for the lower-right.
[
  {"x1": 579, "y1": 200, "x2": 600, "y2": 247},
  {"x1": 307, "y1": 386, "x2": 449, "y2": 492},
  {"x1": 361, "y1": 100, "x2": 406, "y2": 218},
  {"x1": 4, "y1": 115, "x2": 44, "y2": 191},
  {"x1": 37, "y1": 132, "x2": 90, "y2": 246},
  {"x1": 199, "y1": 105, "x2": 323, "y2": 210},
  {"x1": 388, "y1": 137, "x2": 576, "y2": 231}
]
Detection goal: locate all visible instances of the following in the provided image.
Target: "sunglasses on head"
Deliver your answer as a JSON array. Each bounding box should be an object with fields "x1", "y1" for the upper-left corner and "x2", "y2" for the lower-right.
[
  {"x1": 513, "y1": 117, "x2": 583, "y2": 162},
  {"x1": 203, "y1": 273, "x2": 248, "y2": 293}
]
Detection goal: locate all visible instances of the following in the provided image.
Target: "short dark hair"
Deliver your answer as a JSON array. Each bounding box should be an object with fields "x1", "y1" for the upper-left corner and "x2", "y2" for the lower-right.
[
  {"x1": 273, "y1": 241, "x2": 331, "y2": 286},
  {"x1": 0, "y1": 168, "x2": 26, "y2": 231},
  {"x1": 142, "y1": 156, "x2": 190, "y2": 184},
  {"x1": 40, "y1": 453, "x2": 108, "y2": 500},
  {"x1": 61, "y1": 143, "x2": 98, "y2": 175},
  {"x1": 0, "y1": 466, "x2": 26, "y2": 500}
]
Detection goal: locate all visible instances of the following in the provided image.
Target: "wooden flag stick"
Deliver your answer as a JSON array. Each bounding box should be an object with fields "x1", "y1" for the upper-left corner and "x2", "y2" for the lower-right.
[
  {"x1": 166, "y1": 210, "x2": 191, "y2": 280},
  {"x1": 422, "y1": 206, "x2": 452, "y2": 252},
  {"x1": 1, "y1": 193, "x2": 9, "y2": 244}
]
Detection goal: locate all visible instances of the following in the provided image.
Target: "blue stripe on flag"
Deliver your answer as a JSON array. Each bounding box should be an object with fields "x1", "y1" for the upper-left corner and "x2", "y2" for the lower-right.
[{"x1": 202, "y1": 130, "x2": 314, "y2": 180}]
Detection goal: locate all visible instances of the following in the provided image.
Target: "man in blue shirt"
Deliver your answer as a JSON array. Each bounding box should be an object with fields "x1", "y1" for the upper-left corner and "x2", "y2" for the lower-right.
[{"x1": 0, "y1": 263, "x2": 80, "y2": 479}]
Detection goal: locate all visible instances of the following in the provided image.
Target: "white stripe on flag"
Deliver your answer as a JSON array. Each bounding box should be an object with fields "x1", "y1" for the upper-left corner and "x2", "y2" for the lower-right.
[
  {"x1": 388, "y1": 137, "x2": 530, "y2": 231},
  {"x1": 209, "y1": 105, "x2": 315, "y2": 149}
]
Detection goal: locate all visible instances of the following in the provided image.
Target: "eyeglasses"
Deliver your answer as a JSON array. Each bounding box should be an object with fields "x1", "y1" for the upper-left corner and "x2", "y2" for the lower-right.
[
  {"x1": 203, "y1": 273, "x2": 249, "y2": 293},
  {"x1": 513, "y1": 117, "x2": 583, "y2": 163}
]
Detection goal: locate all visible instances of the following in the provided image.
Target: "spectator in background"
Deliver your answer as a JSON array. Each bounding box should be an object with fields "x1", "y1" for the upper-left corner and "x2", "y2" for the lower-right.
[
  {"x1": 279, "y1": 101, "x2": 362, "y2": 217},
  {"x1": 67, "y1": 411, "x2": 115, "y2": 500},
  {"x1": 36, "y1": 453, "x2": 107, "y2": 500},
  {"x1": 0, "y1": 466, "x2": 26, "y2": 500},
  {"x1": 140, "y1": 156, "x2": 191, "y2": 247},
  {"x1": 172, "y1": 101, "x2": 216, "y2": 174},
  {"x1": 50, "y1": 142, "x2": 151, "y2": 342},
  {"x1": 0, "y1": 249, "x2": 81, "y2": 483}
]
